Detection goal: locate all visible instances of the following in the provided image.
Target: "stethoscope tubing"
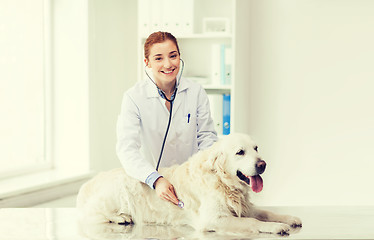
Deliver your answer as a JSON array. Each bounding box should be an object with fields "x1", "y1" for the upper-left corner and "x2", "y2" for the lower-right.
[
  {"x1": 145, "y1": 59, "x2": 184, "y2": 171},
  {"x1": 144, "y1": 59, "x2": 184, "y2": 102}
]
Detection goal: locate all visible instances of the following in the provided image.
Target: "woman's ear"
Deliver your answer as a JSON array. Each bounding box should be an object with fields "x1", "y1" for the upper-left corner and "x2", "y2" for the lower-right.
[{"x1": 144, "y1": 58, "x2": 150, "y2": 68}]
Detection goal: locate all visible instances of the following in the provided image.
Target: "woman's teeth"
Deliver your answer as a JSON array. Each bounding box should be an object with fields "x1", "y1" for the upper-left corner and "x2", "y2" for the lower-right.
[{"x1": 163, "y1": 69, "x2": 174, "y2": 74}]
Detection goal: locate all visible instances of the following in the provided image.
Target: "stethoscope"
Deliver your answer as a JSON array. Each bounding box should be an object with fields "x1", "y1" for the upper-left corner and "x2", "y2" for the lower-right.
[
  {"x1": 144, "y1": 58, "x2": 185, "y2": 171},
  {"x1": 145, "y1": 59, "x2": 185, "y2": 209}
]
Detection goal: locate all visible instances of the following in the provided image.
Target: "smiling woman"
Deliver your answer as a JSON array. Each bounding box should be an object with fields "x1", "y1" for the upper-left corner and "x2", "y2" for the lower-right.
[
  {"x1": 143, "y1": 32, "x2": 181, "y2": 101},
  {"x1": 116, "y1": 31, "x2": 218, "y2": 207}
]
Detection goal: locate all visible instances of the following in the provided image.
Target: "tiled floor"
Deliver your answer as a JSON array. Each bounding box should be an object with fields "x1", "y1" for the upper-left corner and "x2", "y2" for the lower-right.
[{"x1": 1, "y1": 206, "x2": 373, "y2": 239}]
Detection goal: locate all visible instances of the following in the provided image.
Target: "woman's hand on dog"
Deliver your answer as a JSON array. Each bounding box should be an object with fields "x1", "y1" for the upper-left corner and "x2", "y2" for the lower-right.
[{"x1": 154, "y1": 177, "x2": 179, "y2": 205}]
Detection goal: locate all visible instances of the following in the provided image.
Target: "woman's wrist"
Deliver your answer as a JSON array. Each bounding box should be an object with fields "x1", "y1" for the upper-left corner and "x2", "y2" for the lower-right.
[{"x1": 153, "y1": 176, "x2": 164, "y2": 189}]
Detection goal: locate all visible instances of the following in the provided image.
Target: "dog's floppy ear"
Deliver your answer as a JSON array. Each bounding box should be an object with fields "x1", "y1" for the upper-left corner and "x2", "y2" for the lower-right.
[{"x1": 207, "y1": 143, "x2": 226, "y2": 173}]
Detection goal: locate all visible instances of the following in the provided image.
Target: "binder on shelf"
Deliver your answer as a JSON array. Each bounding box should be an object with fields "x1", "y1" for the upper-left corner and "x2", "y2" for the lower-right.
[
  {"x1": 220, "y1": 44, "x2": 226, "y2": 85},
  {"x1": 138, "y1": 0, "x2": 151, "y2": 37},
  {"x1": 150, "y1": 0, "x2": 163, "y2": 32},
  {"x1": 211, "y1": 44, "x2": 221, "y2": 85},
  {"x1": 171, "y1": 0, "x2": 182, "y2": 35},
  {"x1": 211, "y1": 44, "x2": 232, "y2": 86},
  {"x1": 139, "y1": 0, "x2": 194, "y2": 37},
  {"x1": 224, "y1": 46, "x2": 232, "y2": 85},
  {"x1": 180, "y1": 0, "x2": 194, "y2": 35},
  {"x1": 222, "y1": 94, "x2": 231, "y2": 135},
  {"x1": 208, "y1": 94, "x2": 223, "y2": 135},
  {"x1": 161, "y1": 0, "x2": 174, "y2": 33}
]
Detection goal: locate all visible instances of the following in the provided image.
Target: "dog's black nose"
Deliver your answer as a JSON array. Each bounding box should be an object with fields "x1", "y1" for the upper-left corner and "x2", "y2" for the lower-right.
[{"x1": 256, "y1": 160, "x2": 266, "y2": 174}]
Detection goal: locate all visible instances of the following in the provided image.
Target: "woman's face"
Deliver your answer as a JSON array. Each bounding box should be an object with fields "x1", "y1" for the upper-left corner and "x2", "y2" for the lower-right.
[{"x1": 145, "y1": 40, "x2": 180, "y2": 88}]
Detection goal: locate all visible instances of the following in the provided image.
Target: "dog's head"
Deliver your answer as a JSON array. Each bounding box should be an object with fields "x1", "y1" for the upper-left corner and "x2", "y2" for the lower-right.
[{"x1": 209, "y1": 133, "x2": 266, "y2": 193}]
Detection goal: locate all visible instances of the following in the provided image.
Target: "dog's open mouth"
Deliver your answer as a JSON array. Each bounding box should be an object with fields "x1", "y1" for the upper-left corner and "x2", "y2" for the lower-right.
[{"x1": 236, "y1": 170, "x2": 264, "y2": 193}]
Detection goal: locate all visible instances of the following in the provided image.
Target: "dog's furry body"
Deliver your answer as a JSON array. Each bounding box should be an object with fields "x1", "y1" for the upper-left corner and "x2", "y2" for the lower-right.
[{"x1": 77, "y1": 133, "x2": 302, "y2": 236}]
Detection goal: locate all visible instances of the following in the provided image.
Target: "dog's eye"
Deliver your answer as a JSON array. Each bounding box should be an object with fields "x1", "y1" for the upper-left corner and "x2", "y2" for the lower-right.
[
  {"x1": 254, "y1": 146, "x2": 258, "y2": 152},
  {"x1": 236, "y1": 149, "x2": 245, "y2": 155}
]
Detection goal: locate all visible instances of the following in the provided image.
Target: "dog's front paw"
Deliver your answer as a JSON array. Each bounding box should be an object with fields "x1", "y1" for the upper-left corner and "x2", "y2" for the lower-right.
[
  {"x1": 259, "y1": 222, "x2": 291, "y2": 236},
  {"x1": 283, "y1": 215, "x2": 302, "y2": 228},
  {"x1": 108, "y1": 214, "x2": 133, "y2": 225}
]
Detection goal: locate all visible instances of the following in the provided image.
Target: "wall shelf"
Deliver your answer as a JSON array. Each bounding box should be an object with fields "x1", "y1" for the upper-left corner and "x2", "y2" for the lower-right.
[{"x1": 137, "y1": 0, "x2": 251, "y2": 134}]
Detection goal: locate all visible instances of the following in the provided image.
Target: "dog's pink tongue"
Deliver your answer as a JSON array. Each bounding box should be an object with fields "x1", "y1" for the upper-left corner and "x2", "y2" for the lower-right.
[{"x1": 250, "y1": 175, "x2": 263, "y2": 193}]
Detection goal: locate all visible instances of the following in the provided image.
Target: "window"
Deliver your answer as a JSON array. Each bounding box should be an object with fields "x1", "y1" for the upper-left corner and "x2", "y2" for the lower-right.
[{"x1": 0, "y1": 0, "x2": 51, "y2": 178}]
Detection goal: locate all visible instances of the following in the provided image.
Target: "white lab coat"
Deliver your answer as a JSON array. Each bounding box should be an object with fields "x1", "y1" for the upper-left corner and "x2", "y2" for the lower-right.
[{"x1": 116, "y1": 77, "x2": 218, "y2": 183}]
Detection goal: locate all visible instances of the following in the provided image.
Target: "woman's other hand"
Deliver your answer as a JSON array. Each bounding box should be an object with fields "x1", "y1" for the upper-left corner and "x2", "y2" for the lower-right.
[{"x1": 154, "y1": 177, "x2": 179, "y2": 205}]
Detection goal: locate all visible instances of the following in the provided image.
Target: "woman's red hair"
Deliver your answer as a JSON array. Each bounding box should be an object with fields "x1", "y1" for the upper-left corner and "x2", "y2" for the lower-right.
[{"x1": 144, "y1": 31, "x2": 180, "y2": 60}]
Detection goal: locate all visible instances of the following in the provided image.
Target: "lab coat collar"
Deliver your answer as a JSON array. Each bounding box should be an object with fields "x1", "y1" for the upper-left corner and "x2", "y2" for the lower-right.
[
  {"x1": 145, "y1": 75, "x2": 190, "y2": 99},
  {"x1": 145, "y1": 79, "x2": 160, "y2": 98},
  {"x1": 144, "y1": 75, "x2": 191, "y2": 117},
  {"x1": 172, "y1": 78, "x2": 190, "y2": 115}
]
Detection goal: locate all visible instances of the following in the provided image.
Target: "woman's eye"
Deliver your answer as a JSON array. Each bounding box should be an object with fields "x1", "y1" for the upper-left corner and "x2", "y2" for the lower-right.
[
  {"x1": 236, "y1": 149, "x2": 245, "y2": 155},
  {"x1": 254, "y1": 146, "x2": 258, "y2": 152},
  {"x1": 170, "y1": 54, "x2": 177, "y2": 58},
  {"x1": 155, "y1": 57, "x2": 162, "y2": 61}
]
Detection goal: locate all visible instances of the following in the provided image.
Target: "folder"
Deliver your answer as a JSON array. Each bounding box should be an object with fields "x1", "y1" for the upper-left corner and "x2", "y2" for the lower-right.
[
  {"x1": 208, "y1": 94, "x2": 223, "y2": 135},
  {"x1": 211, "y1": 44, "x2": 221, "y2": 85},
  {"x1": 220, "y1": 44, "x2": 226, "y2": 85},
  {"x1": 180, "y1": 0, "x2": 194, "y2": 35},
  {"x1": 150, "y1": 0, "x2": 163, "y2": 32},
  {"x1": 138, "y1": 0, "x2": 151, "y2": 37},
  {"x1": 222, "y1": 94, "x2": 231, "y2": 135},
  {"x1": 139, "y1": 0, "x2": 194, "y2": 37},
  {"x1": 224, "y1": 46, "x2": 232, "y2": 85},
  {"x1": 162, "y1": 0, "x2": 174, "y2": 33}
]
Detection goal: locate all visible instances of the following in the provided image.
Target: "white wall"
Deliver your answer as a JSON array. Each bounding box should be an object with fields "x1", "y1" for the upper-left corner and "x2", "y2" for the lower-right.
[
  {"x1": 88, "y1": 0, "x2": 137, "y2": 171},
  {"x1": 247, "y1": 0, "x2": 374, "y2": 206},
  {"x1": 53, "y1": 0, "x2": 90, "y2": 173},
  {"x1": 85, "y1": 0, "x2": 374, "y2": 206},
  {"x1": 53, "y1": 0, "x2": 137, "y2": 173}
]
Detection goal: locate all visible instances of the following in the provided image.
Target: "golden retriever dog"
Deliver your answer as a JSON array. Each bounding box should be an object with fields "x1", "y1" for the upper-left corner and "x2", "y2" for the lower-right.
[{"x1": 77, "y1": 133, "x2": 302, "y2": 237}]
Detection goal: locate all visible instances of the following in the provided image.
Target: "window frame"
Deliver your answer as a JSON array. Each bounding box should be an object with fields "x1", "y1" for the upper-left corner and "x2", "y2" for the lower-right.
[{"x1": 0, "y1": 0, "x2": 53, "y2": 180}]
